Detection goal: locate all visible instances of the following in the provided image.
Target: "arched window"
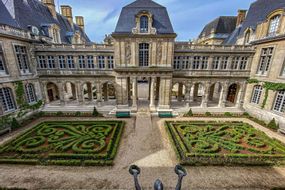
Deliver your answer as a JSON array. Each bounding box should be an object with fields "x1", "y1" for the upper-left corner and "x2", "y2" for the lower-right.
[
  {"x1": 273, "y1": 90, "x2": 285, "y2": 113},
  {"x1": 139, "y1": 43, "x2": 149, "y2": 67},
  {"x1": 140, "y1": 16, "x2": 149, "y2": 33},
  {"x1": 0, "y1": 87, "x2": 16, "y2": 112},
  {"x1": 251, "y1": 85, "x2": 263, "y2": 104},
  {"x1": 25, "y1": 84, "x2": 37, "y2": 104},
  {"x1": 244, "y1": 30, "x2": 250, "y2": 44},
  {"x1": 268, "y1": 15, "x2": 281, "y2": 36}
]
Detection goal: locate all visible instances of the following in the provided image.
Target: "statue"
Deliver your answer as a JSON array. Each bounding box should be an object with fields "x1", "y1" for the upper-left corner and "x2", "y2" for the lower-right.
[{"x1": 129, "y1": 165, "x2": 187, "y2": 190}]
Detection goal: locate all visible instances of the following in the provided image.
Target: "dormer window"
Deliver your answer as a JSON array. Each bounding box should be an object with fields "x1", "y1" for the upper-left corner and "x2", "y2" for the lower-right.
[
  {"x1": 268, "y1": 15, "x2": 280, "y2": 37},
  {"x1": 244, "y1": 30, "x2": 250, "y2": 45},
  {"x1": 140, "y1": 16, "x2": 149, "y2": 33},
  {"x1": 48, "y1": 24, "x2": 61, "y2": 44}
]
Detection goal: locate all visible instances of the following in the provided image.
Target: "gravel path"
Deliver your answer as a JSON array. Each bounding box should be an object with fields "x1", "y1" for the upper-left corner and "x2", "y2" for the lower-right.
[{"x1": 0, "y1": 117, "x2": 285, "y2": 189}]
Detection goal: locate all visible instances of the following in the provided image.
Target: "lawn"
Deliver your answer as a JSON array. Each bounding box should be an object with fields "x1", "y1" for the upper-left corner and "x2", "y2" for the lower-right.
[
  {"x1": 166, "y1": 120, "x2": 285, "y2": 166},
  {"x1": 0, "y1": 120, "x2": 124, "y2": 166}
]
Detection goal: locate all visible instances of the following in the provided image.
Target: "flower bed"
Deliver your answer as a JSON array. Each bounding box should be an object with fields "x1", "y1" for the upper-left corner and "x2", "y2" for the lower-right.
[
  {"x1": 0, "y1": 120, "x2": 124, "y2": 166},
  {"x1": 166, "y1": 121, "x2": 285, "y2": 166}
]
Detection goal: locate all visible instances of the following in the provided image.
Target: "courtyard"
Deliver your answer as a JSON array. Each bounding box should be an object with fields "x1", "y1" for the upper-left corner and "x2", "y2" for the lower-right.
[{"x1": 1, "y1": 116, "x2": 285, "y2": 189}]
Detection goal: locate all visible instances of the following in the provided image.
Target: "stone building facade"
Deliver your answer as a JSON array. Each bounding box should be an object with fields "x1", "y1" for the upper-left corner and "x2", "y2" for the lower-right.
[{"x1": 0, "y1": 0, "x2": 284, "y2": 129}]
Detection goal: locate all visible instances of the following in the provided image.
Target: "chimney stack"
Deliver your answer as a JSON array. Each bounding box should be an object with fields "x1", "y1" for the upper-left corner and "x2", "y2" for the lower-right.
[
  {"x1": 236, "y1": 10, "x2": 247, "y2": 27},
  {"x1": 61, "y1": 5, "x2": 73, "y2": 26},
  {"x1": 76, "y1": 16, "x2": 85, "y2": 31},
  {"x1": 42, "y1": 0, "x2": 57, "y2": 19}
]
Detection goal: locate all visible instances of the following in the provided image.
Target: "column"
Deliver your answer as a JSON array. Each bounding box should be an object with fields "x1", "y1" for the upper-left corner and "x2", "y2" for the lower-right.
[
  {"x1": 236, "y1": 81, "x2": 246, "y2": 108},
  {"x1": 131, "y1": 77, "x2": 138, "y2": 110},
  {"x1": 158, "y1": 77, "x2": 172, "y2": 109},
  {"x1": 185, "y1": 83, "x2": 192, "y2": 107},
  {"x1": 150, "y1": 77, "x2": 156, "y2": 110},
  {"x1": 193, "y1": 84, "x2": 198, "y2": 101},
  {"x1": 219, "y1": 82, "x2": 229, "y2": 108},
  {"x1": 201, "y1": 82, "x2": 210, "y2": 108},
  {"x1": 96, "y1": 82, "x2": 102, "y2": 106},
  {"x1": 177, "y1": 83, "x2": 183, "y2": 102},
  {"x1": 42, "y1": 82, "x2": 50, "y2": 104},
  {"x1": 58, "y1": 82, "x2": 65, "y2": 105},
  {"x1": 115, "y1": 76, "x2": 128, "y2": 106},
  {"x1": 76, "y1": 82, "x2": 83, "y2": 105}
]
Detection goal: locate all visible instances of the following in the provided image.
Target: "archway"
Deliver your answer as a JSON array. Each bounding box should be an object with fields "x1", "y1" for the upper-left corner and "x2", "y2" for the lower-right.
[
  {"x1": 226, "y1": 83, "x2": 240, "y2": 107},
  {"x1": 102, "y1": 82, "x2": 116, "y2": 101},
  {"x1": 83, "y1": 82, "x2": 95, "y2": 101},
  {"x1": 47, "y1": 82, "x2": 59, "y2": 102},
  {"x1": 171, "y1": 83, "x2": 186, "y2": 107},
  {"x1": 63, "y1": 82, "x2": 76, "y2": 103},
  {"x1": 208, "y1": 82, "x2": 223, "y2": 107},
  {"x1": 190, "y1": 83, "x2": 204, "y2": 107}
]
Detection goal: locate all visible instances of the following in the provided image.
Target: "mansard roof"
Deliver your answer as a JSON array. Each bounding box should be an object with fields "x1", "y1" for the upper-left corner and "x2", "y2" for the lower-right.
[
  {"x1": 114, "y1": 0, "x2": 175, "y2": 35},
  {"x1": 0, "y1": 0, "x2": 91, "y2": 44},
  {"x1": 199, "y1": 16, "x2": 237, "y2": 38}
]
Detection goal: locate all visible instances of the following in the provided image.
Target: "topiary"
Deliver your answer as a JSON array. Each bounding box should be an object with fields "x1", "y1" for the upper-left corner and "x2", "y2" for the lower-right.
[
  {"x1": 75, "y1": 111, "x2": 81, "y2": 117},
  {"x1": 92, "y1": 106, "x2": 99, "y2": 117},
  {"x1": 205, "y1": 112, "x2": 212, "y2": 116},
  {"x1": 11, "y1": 118, "x2": 21, "y2": 130},
  {"x1": 224, "y1": 112, "x2": 233, "y2": 117},
  {"x1": 267, "y1": 118, "x2": 279, "y2": 130},
  {"x1": 184, "y1": 108, "x2": 193, "y2": 117},
  {"x1": 243, "y1": 112, "x2": 250, "y2": 117}
]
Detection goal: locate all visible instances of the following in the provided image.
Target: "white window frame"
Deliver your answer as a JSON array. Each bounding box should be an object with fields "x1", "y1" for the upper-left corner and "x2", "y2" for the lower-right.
[
  {"x1": 257, "y1": 47, "x2": 274, "y2": 75},
  {"x1": 268, "y1": 15, "x2": 280, "y2": 37},
  {"x1": 251, "y1": 85, "x2": 263, "y2": 104},
  {"x1": 78, "y1": 55, "x2": 86, "y2": 69},
  {"x1": 25, "y1": 83, "x2": 37, "y2": 104},
  {"x1": 273, "y1": 90, "x2": 285, "y2": 113},
  {"x1": 67, "y1": 55, "x2": 75, "y2": 69},
  {"x1": 0, "y1": 45, "x2": 7, "y2": 75},
  {"x1": 47, "y1": 56, "x2": 55, "y2": 69},
  {"x1": 14, "y1": 45, "x2": 30, "y2": 74},
  {"x1": 239, "y1": 57, "x2": 248, "y2": 70},
  {"x1": 107, "y1": 56, "x2": 114, "y2": 69},
  {"x1": 139, "y1": 43, "x2": 149, "y2": 67},
  {"x1": 0, "y1": 87, "x2": 16, "y2": 113},
  {"x1": 98, "y1": 56, "x2": 105, "y2": 69},
  {"x1": 59, "y1": 55, "x2": 66, "y2": 69},
  {"x1": 87, "y1": 55, "x2": 94, "y2": 69}
]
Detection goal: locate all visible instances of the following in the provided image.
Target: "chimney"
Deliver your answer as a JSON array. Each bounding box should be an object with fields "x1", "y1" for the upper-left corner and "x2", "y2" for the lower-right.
[
  {"x1": 61, "y1": 5, "x2": 73, "y2": 26},
  {"x1": 42, "y1": 0, "x2": 57, "y2": 19},
  {"x1": 236, "y1": 10, "x2": 247, "y2": 27},
  {"x1": 76, "y1": 16, "x2": 85, "y2": 31}
]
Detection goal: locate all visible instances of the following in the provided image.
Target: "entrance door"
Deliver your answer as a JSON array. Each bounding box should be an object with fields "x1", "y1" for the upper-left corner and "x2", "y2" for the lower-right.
[
  {"x1": 227, "y1": 84, "x2": 237, "y2": 103},
  {"x1": 47, "y1": 89, "x2": 54, "y2": 102}
]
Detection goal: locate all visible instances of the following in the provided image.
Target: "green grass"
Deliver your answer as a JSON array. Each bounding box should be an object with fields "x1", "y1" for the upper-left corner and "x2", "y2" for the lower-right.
[
  {"x1": 0, "y1": 121, "x2": 124, "y2": 166},
  {"x1": 166, "y1": 121, "x2": 285, "y2": 166}
]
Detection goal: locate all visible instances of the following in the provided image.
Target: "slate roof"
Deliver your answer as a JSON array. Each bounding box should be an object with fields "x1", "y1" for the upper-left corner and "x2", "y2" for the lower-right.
[
  {"x1": 224, "y1": 0, "x2": 285, "y2": 45},
  {"x1": 199, "y1": 16, "x2": 237, "y2": 38},
  {"x1": 0, "y1": 0, "x2": 91, "y2": 44},
  {"x1": 114, "y1": 0, "x2": 175, "y2": 35}
]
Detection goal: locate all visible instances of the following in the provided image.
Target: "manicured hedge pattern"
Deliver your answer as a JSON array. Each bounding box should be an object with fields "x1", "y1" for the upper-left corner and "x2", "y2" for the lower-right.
[
  {"x1": 166, "y1": 121, "x2": 285, "y2": 166},
  {"x1": 0, "y1": 121, "x2": 124, "y2": 166}
]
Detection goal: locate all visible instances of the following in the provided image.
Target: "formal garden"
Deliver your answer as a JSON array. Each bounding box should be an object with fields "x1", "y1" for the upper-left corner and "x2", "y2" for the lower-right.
[
  {"x1": 0, "y1": 120, "x2": 124, "y2": 166},
  {"x1": 166, "y1": 120, "x2": 285, "y2": 166}
]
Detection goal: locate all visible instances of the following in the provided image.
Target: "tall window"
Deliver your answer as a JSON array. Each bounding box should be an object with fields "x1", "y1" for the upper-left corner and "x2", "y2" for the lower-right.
[
  {"x1": 0, "y1": 87, "x2": 16, "y2": 113},
  {"x1": 192, "y1": 56, "x2": 200, "y2": 70},
  {"x1": 221, "y1": 57, "x2": 229, "y2": 70},
  {"x1": 47, "y1": 56, "x2": 55, "y2": 69},
  {"x1": 87, "y1": 55, "x2": 94, "y2": 69},
  {"x1": 78, "y1": 55, "x2": 86, "y2": 69},
  {"x1": 273, "y1": 91, "x2": 285, "y2": 113},
  {"x1": 59, "y1": 56, "x2": 66, "y2": 69},
  {"x1": 268, "y1": 15, "x2": 280, "y2": 36},
  {"x1": 201, "y1": 57, "x2": 208, "y2": 70},
  {"x1": 14, "y1": 45, "x2": 30, "y2": 74},
  {"x1": 251, "y1": 85, "x2": 263, "y2": 104},
  {"x1": 213, "y1": 57, "x2": 220, "y2": 70},
  {"x1": 107, "y1": 56, "x2": 114, "y2": 69},
  {"x1": 239, "y1": 57, "x2": 248, "y2": 70},
  {"x1": 140, "y1": 16, "x2": 148, "y2": 33},
  {"x1": 173, "y1": 56, "x2": 180, "y2": 70},
  {"x1": 37, "y1": 56, "x2": 47, "y2": 69},
  {"x1": 0, "y1": 45, "x2": 7, "y2": 75},
  {"x1": 25, "y1": 84, "x2": 37, "y2": 104},
  {"x1": 98, "y1": 56, "x2": 105, "y2": 69},
  {"x1": 231, "y1": 57, "x2": 240, "y2": 70},
  {"x1": 139, "y1": 43, "x2": 149, "y2": 67},
  {"x1": 67, "y1": 55, "x2": 75, "y2": 69},
  {"x1": 257, "y1": 47, "x2": 274, "y2": 75}
]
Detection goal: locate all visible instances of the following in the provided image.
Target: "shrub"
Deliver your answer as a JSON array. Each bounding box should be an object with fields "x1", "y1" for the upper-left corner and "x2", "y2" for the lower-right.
[
  {"x1": 205, "y1": 112, "x2": 212, "y2": 116},
  {"x1": 92, "y1": 106, "x2": 99, "y2": 117},
  {"x1": 11, "y1": 118, "x2": 21, "y2": 130},
  {"x1": 267, "y1": 118, "x2": 279, "y2": 130},
  {"x1": 184, "y1": 108, "x2": 193, "y2": 117},
  {"x1": 243, "y1": 112, "x2": 250, "y2": 117},
  {"x1": 224, "y1": 112, "x2": 233, "y2": 117},
  {"x1": 75, "y1": 111, "x2": 81, "y2": 117},
  {"x1": 56, "y1": 111, "x2": 63, "y2": 116}
]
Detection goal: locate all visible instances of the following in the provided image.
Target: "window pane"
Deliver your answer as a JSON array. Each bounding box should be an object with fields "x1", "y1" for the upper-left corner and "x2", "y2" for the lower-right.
[
  {"x1": 251, "y1": 85, "x2": 263, "y2": 104},
  {"x1": 273, "y1": 91, "x2": 285, "y2": 113},
  {"x1": 0, "y1": 88, "x2": 16, "y2": 112},
  {"x1": 140, "y1": 16, "x2": 148, "y2": 33},
  {"x1": 139, "y1": 43, "x2": 149, "y2": 67}
]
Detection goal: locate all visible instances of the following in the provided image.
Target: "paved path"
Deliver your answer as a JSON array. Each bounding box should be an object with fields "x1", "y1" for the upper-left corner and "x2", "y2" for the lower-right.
[{"x1": 1, "y1": 117, "x2": 285, "y2": 189}]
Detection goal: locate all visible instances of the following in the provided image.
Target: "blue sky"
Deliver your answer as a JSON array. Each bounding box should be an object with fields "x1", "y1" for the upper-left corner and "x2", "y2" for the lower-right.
[{"x1": 54, "y1": 0, "x2": 256, "y2": 42}]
